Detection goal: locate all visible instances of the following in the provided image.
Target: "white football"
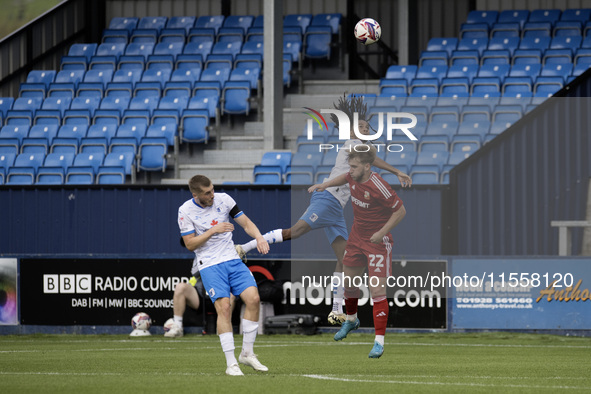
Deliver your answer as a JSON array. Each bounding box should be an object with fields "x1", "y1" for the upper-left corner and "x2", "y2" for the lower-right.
[
  {"x1": 354, "y1": 18, "x2": 381, "y2": 45},
  {"x1": 131, "y1": 312, "x2": 152, "y2": 331},
  {"x1": 163, "y1": 318, "x2": 175, "y2": 333}
]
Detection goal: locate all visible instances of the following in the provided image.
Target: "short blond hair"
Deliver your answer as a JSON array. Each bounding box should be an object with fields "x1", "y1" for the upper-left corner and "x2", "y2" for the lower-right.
[{"x1": 348, "y1": 144, "x2": 376, "y2": 165}]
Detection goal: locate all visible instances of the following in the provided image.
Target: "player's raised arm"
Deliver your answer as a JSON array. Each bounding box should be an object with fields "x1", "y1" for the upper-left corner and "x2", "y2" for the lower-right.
[
  {"x1": 373, "y1": 156, "x2": 412, "y2": 187},
  {"x1": 234, "y1": 214, "x2": 270, "y2": 254},
  {"x1": 308, "y1": 173, "x2": 348, "y2": 193}
]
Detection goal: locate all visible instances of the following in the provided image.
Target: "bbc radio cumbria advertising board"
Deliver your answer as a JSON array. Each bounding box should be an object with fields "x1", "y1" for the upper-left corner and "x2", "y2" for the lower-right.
[{"x1": 19, "y1": 258, "x2": 447, "y2": 329}]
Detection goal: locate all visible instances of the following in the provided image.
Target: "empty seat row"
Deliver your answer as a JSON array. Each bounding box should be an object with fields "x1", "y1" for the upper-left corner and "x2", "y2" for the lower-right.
[
  {"x1": 0, "y1": 151, "x2": 136, "y2": 185},
  {"x1": 463, "y1": 9, "x2": 591, "y2": 29}
]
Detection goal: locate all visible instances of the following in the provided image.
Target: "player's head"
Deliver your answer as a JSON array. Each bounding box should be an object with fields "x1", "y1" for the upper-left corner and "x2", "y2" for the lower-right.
[
  {"x1": 189, "y1": 175, "x2": 215, "y2": 206},
  {"x1": 348, "y1": 144, "x2": 376, "y2": 182},
  {"x1": 331, "y1": 94, "x2": 370, "y2": 139}
]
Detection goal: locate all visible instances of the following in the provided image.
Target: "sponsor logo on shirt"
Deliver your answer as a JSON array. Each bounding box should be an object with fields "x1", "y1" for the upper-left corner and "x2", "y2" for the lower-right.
[{"x1": 351, "y1": 196, "x2": 369, "y2": 208}]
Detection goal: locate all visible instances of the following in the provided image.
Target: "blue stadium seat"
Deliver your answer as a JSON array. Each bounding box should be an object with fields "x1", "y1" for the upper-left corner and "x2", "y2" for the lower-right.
[
  {"x1": 459, "y1": 23, "x2": 488, "y2": 39},
  {"x1": 99, "y1": 96, "x2": 130, "y2": 115},
  {"x1": 541, "y1": 63, "x2": 573, "y2": 81},
  {"x1": 43, "y1": 96, "x2": 72, "y2": 116},
  {"x1": 195, "y1": 15, "x2": 225, "y2": 35},
  {"x1": 26, "y1": 70, "x2": 56, "y2": 90},
  {"x1": 36, "y1": 152, "x2": 75, "y2": 184},
  {"x1": 450, "y1": 50, "x2": 479, "y2": 66},
  {"x1": 200, "y1": 68, "x2": 230, "y2": 86},
  {"x1": 450, "y1": 134, "x2": 481, "y2": 152},
  {"x1": 190, "y1": 82, "x2": 220, "y2": 118},
  {"x1": 561, "y1": 9, "x2": 591, "y2": 23},
  {"x1": 253, "y1": 165, "x2": 282, "y2": 184},
  {"x1": 205, "y1": 54, "x2": 234, "y2": 70},
  {"x1": 457, "y1": 37, "x2": 488, "y2": 56},
  {"x1": 170, "y1": 69, "x2": 200, "y2": 87},
  {"x1": 291, "y1": 151, "x2": 322, "y2": 170},
  {"x1": 103, "y1": 151, "x2": 135, "y2": 175},
  {"x1": 415, "y1": 151, "x2": 449, "y2": 171},
  {"x1": 51, "y1": 124, "x2": 88, "y2": 154},
  {"x1": 72, "y1": 152, "x2": 104, "y2": 174},
  {"x1": 466, "y1": 10, "x2": 498, "y2": 28},
  {"x1": 65, "y1": 165, "x2": 95, "y2": 184},
  {"x1": 509, "y1": 63, "x2": 541, "y2": 79},
  {"x1": 138, "y1": 16, "x2": 167, "y2": 33},
  {"x1": 223, "y1": 15, "x2": 254, "y2": 34},
  {"x1": 138, "y1": 137, "x2": 167, "y2": 171},
  {"x1": 488, "y1": 37, "x2": 520, "y2": 57},
  {"x1": 410, "y1": 164, "x2": 440, "y2": 184},
  {"x1": 447, "y1": 150, "x2": 471, "y2": 167},
  {"x1": 188, "y1": 27, "x2": 216, "y2": 44},
  {"x1": 253, "y1": 15, "x2": 264, "y2": 28},
  {"x1": 416, "y1": 65, "x2": 447, "y2": 83},
  {"x1": 418, "y1": 135, "x2": 449, "y2": 152},
  {"x1": 553, "y1": 21, "x2": 583, "y2": 37},
  {"x1": 543, "y1": 49, "x2": 573, "y2": 65},
  {"x1": 229, "y1": 67, "x2": 260, "y2": 90},
  {"x1": 86, "y1": 123, "x2": 117, "y2": 145},
  {"x1": 283, "y1": 26, "x2": 303, "y2": 43},
  {"x1": 490, "y1": 22, "x2": 520, "y2": 38},
  {"x1": 84, "y1": 69, "x2": 113, "y2": 88},
  {"x1": 211, "y1": 41, "x2": 242, "y2": 59},
  {"x1": 304, "y1": 26, "x2": 332, "y2": 59},
  {"x1": 498, "y1": 10, "x2": 529, "y2": 29},
  {"x1": 520, "y1": 37, "x2": 550, "y2": 51},
  {"x1": 109, "y1": 17, "x2": 139, "y2": 32},
  {"x1": 419, "y1": 51, "x2": 448, "y2": 67},
  {"x1": 105, "y1": 82, "x2": 134, "y2": 99},
  {"x1": 284, "y1": 165, "x2": 314, "y2": 185},
  {"x1": 385, "y1": 150, "x2": 417, "y2": 168},
  {"x1": 176, "y1": 53, "x2": 204, "y2": 73},
  {"x1": 217, "y1": 27, "x2": 244, "y2": 44},
  {"x1": 102, "y1": 29, "x2": 129, "y2": 44},
  {"x1": 180, "y1": 109, "x2": 209, "y2": 143},
  {"x1": 245, "y1": 26, "x2": 264, "y2": 42},
  {"x1": 96, "y1": 165, "x2": 126, "y2": 184},
  {"x1": 146, "y1": 121, "x2": 176, "y2": 146},
  {"x1": 522, "y1": 22, "x2": 552, "y2": 38},
  {"x1": 166, "y1": 16, "x2": 195, "y2": 33},
  {"x1": 385, "y1": 65, "x2": 417, "y2": 84},
  {"x1": 310, "y1": 13, "x2": 341, "y2": 34},
  {"x1": 502, "y1": 76, "x2": 533, "y2": 94},
  {"x1": 284, "y1": 14, "x2": 313, "y2": 35},
  {"x1": 158, "y1": 28, "x2": 186, "y2": 44},
  {"x1": 426, "y1": 37, "x2": 458, "y2": 57},
  {"x1": 480, "y1": 50, "x2": 511, "y2": 65},
  {"x1": 478, "y1": 64, "x2": 510, "y2": 82},
  {"x1": 7, "y1": 152, "x2": 45, "y2": 184},
  {"x1": 241, "y1": 41, "x2": 264, "y2": 57},
  {"x1": 129, "y1": 96, "x2": 159, "y2": 115},
  {"x1": 528, "y1": 9, "x2": 561, "y2": 26}
]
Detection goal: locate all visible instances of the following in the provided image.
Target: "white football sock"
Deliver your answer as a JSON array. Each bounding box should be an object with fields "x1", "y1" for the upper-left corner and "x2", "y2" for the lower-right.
[
  {"x1": 331, "y1": 271, "x2": 344, "y2": 313},
  {"x1": 173, "y1": 315, "x2": 183, "y2": 328},
  {"x1": 375, "y1": 335, "x2": 385, "y2": 346},
  {"x1": 346, "y1": 312, "x2": 358, "y2": 322},
  {"x1": 241, "y1": 229, "x2": 283, "y2": 253},
  {"x1": 219, "y1": 332, "x2": 237, "y2": 367},
  {"x1": 241, "y1": 319, "x2": 258, "y2": 356}
]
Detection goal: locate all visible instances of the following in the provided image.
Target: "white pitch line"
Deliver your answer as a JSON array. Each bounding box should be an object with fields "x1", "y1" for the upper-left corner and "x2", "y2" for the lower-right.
[{"x1": 302, "y1": 374, "x2": 591, "y2": 390}]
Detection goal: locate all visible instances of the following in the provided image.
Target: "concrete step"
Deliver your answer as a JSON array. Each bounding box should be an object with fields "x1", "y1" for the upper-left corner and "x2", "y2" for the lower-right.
[
  {"x1": 168, "y1": 163, "x2": 256, "y2": 184},
  {"x1": 203, "y1": 149, "x2": 267, "y2": 165},
  {"x1": 301, "y1": 79, "x2": 380, "y2": 95},
  {"x1": 218, "y1": 135, "x2": 265, "y2": 150}
]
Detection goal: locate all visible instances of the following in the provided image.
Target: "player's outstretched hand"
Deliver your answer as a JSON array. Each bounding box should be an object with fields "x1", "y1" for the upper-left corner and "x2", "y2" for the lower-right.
[
  {"x1": 308, "y1": 183, "x2": 324, "y2": 193},
  {"x1": 255, "y1": 236, "x2": 270, "y2": 254},
  {"x1": 397, "y1": 172, "x2": 412, "y2": 187},
  {"x1": 212, "y1": 222, "x2": 234, "y2": 234}
]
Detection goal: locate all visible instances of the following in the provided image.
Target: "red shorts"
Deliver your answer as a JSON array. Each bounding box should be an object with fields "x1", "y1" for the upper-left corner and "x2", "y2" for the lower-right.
[{"x1": 343, "y1": 231, "x2": 393, "y2": 278}]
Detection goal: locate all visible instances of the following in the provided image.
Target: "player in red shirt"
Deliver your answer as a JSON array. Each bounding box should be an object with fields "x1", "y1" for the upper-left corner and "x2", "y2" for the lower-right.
[{"x1": 308, "y1": 144, "x2": 406, "y2": 358}]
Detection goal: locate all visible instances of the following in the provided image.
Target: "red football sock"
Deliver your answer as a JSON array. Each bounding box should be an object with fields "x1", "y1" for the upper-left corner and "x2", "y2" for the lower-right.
[
  {"x1": 344, "y1": 288, "x2": 359, "y2": 316},
  {"x1": 373, "y1": 297, "x2": 389, "y2": 335}
]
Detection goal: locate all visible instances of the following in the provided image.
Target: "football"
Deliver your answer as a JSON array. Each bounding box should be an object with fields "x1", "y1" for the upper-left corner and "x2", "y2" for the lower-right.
[
  {"x1": 131, "y1": 312, "x2": 152, "y2": 331},
  {"x1": 354, "y1": 18, "x2": 381, "y2": 45},
  {"x1": 163, "y1": 318, "x2": 175, "y2": 333}
]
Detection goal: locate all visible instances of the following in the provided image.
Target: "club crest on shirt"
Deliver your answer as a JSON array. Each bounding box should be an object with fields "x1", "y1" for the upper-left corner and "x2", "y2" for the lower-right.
[
  {"x1": 209, "y1": 288, "x2": 216, "y2": 297},
  {"x1": 211, "y1": 219, "x2": 218, "y2": 226},
  {"x1": 310, "y1": 213, "x2": 318, "y2": 222},
  {"x1": 364, "y1": 191, "x2": 370, "y2": 200}
]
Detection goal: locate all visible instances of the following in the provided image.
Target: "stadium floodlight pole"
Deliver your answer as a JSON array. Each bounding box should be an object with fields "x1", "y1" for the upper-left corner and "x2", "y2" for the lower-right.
[
  {"x1": 263, "y1": 0, "x2": 284, "y2": 150},
  {"x1": 398, "y1": 0, "x2": 409, "y2": 65}
]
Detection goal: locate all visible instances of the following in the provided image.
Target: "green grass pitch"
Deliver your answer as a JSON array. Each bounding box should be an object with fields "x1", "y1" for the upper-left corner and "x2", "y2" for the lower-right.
[{"x1": 0, "y1": 332, "x2": 589, "y2": 393}]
